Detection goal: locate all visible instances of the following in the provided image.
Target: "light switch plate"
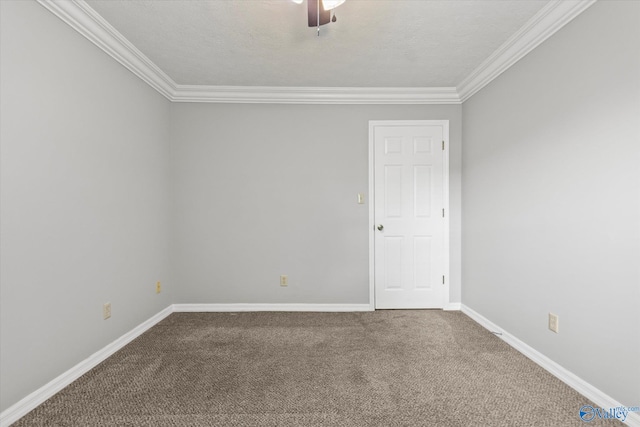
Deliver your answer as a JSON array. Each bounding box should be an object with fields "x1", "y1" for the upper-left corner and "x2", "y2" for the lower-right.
[
  {"x1": 548, "y1": 313, "x2": 559, "y2": 333},
  {"x1": 103, "y1": 302, "x2": 111, "y2": 320}
]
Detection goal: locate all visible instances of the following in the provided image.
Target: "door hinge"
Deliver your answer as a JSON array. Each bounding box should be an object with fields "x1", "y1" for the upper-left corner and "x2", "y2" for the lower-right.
[
  {"x1": 442, "y1": 275, "x2": 445, "y2": 285},
  {"x1": 442, "y1": 140, "x2": 445, "y2": 150},
  {"x1": 442, "y1": 208, "x2": 445, "y2": 217}
]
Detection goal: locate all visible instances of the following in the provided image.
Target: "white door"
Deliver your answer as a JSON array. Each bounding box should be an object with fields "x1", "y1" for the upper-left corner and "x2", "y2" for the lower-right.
[{"x1": 372, "y1": 122, "x2": 447, "y2": 309}]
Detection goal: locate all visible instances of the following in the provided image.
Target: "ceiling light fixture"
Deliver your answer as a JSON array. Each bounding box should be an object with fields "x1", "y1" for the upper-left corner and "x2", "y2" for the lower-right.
[
  {"x1": 322, "y1": 0, "x2": 346, "y2": 10},
  {"x1": 293, "y1": 0, "x2": 345, "y2": 36}
]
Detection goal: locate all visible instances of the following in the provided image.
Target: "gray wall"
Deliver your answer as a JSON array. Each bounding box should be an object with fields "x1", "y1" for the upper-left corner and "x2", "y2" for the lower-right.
[
  {"x1": 462, "y1": 0, "x2": 639, "y2": 406},
  {"x1": 0, "y1": 1, "x2": 173, "y2": 411},
  {"x1": 170, "y1": 103, "x2": 462, "y2": 305}
]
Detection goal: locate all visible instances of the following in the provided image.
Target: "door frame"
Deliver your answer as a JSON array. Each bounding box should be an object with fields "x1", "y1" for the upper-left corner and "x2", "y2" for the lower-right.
[{"x1": 368, "y1": 120, "x2": 450, "y2": 310}]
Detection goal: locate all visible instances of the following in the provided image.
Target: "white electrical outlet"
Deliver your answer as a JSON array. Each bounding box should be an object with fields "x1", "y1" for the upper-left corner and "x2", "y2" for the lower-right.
[
  {"x1": 280, "y1": 275, "x2": 288, "y2": 287},
  {"x1": 103, "y1": 302, "x2": 111, "y2": 320},
  {"x1": 548, "y1": 313, "x2": 559, "y2": 333}
]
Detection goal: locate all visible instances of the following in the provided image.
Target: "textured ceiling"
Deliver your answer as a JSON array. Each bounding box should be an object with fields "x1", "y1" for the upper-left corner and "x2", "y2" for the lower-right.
[{"x1": 86, "y1": 0, "x2": 549, "y2": 88}]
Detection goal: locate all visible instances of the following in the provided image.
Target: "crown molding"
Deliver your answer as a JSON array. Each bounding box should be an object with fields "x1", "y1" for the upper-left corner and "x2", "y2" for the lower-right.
[
  {"x1": 37, "y1": 0, "x2": 175, "y2": 100},
  {"x1": 38, "y1": 0, "x2": 595, "y2": 105},
  {"x1": 172, "y1": 85, "x2": 461, "y2": 104},
  {"x1": 457, "y1": 0, "x2": 597, "y2": 103}
]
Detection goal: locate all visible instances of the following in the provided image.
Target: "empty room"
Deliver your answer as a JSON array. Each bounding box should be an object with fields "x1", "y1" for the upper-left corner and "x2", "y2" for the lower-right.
[{"x1": 1, "y1": 0, "x2": 638, "y2": 426}]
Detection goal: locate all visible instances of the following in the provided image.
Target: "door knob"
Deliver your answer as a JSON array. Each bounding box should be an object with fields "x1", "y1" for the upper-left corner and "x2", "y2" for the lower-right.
[{"x1": 377, "y1": 224, "x2": 384, "y2": 231}]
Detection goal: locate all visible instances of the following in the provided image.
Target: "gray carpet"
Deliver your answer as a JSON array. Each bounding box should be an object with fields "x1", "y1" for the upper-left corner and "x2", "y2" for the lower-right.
[{"x1": 14, "y1": 311, "x2": 619, "y2": 426}]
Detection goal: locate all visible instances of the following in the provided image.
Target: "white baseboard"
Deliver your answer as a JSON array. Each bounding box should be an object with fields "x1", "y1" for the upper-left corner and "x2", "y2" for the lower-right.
[
  {"x1": 172, "y1": 303, "x2": 373, "y2": 312},
  {"x1": 0, "y1": 305, "x2": 174, "y2": 427},
  {"x1": 461, "y1": 304, "x2": 640, "y2": 427},
  {"x1": 443, "y1": 302, "x2": 461, "y2": 311},
  {"x1": 8, "y1": 303, "x2": 634, "y2": 426},
  {"x1": 1, "y1": 302, "x2": 371, "y2": 425}
]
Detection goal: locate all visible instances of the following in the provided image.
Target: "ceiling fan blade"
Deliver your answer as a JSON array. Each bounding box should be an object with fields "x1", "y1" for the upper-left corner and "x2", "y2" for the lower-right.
[{"x1": 308, "y1": 0, "x2": 330, "y2": 27}]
